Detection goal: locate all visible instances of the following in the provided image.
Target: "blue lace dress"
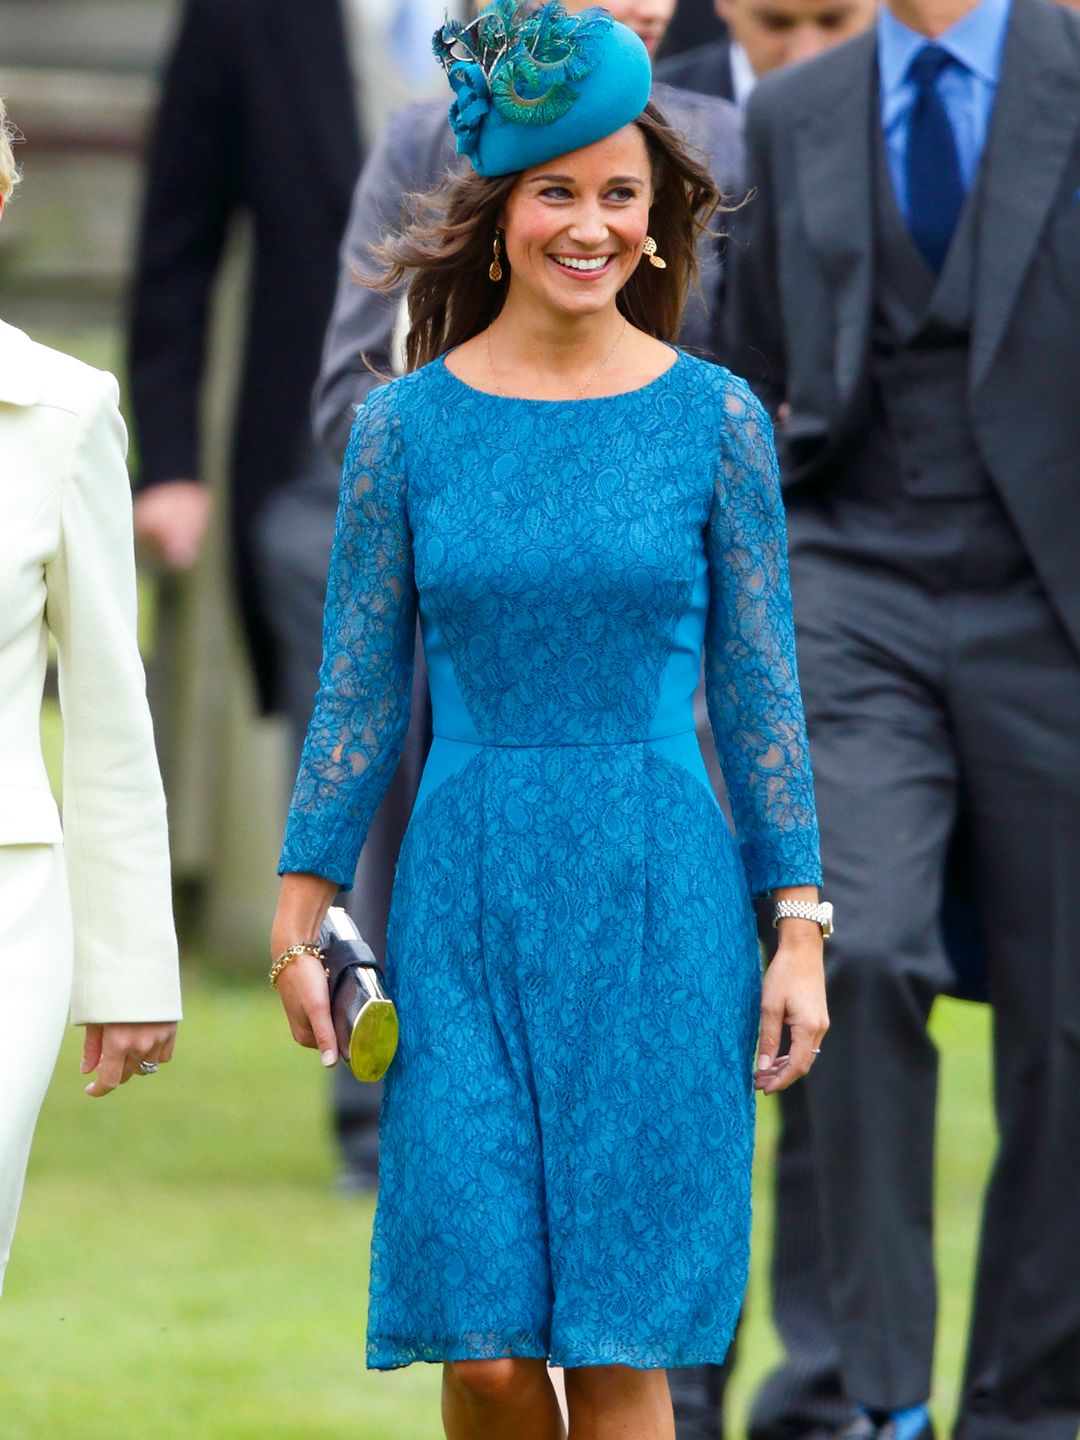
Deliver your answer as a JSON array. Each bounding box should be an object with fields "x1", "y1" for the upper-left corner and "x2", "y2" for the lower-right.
[{"x1": 280, "y1": 348, "x2": 821, "y2": 1372}]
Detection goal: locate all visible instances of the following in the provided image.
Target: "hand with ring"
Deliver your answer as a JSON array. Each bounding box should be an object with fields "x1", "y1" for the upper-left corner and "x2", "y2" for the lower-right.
[
  {"x1": 755, "y1": 896, "x2": 830, "y2": 1094},
  {"x1": 81, "y1": 1022, "x2": 177, "y2": 1097}
]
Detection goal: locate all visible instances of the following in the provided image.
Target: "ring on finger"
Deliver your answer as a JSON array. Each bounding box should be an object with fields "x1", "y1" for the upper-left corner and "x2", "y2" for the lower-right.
[{"x1": 138, "y1": 1060, "x2": 160, "y2": 1076}]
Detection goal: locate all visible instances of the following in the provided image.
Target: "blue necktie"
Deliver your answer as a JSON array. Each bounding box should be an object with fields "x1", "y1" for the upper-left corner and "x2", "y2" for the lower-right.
[{"x1": 904, "y1": 44, "x2": 966, "y2": 273}]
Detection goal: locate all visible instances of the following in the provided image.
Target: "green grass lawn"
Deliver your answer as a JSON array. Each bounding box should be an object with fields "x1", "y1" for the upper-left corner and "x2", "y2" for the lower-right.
[{"x1": 0, "y1": 971, "x2": 994, "y2": 1439}]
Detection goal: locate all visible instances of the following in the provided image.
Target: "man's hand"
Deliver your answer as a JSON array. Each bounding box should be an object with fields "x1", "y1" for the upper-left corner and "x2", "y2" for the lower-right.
[{"x1": 134, "y1": 481, "x2": 211, "y2": 570}]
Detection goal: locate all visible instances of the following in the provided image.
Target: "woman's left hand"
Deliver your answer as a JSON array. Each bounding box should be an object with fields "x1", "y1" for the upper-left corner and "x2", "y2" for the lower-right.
[
  {"x1": 754, "y1": 924, "x2": 829, "y2": 1094},
  {"x1": 81, "y1": 1022, "x2": 178, "y2": 1097}
]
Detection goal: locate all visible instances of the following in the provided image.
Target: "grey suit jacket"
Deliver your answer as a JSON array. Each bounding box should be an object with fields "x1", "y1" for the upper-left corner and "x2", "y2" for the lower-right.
[
  {"x1": 725, "y1": 0, "x2": 1080, "y2": 655},
  {"x1": 314, "y1": 83, "x2": 745, "y2": 461}
]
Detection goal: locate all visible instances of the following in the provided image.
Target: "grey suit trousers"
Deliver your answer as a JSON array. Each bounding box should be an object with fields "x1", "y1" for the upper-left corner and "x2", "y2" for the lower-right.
[{"x1": 785, "y1": 486, "x2": 1080, "y2": 1440}]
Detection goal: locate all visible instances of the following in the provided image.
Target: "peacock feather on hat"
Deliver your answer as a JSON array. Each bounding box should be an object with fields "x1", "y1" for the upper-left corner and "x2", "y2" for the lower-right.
[{"x1": 434, "y1": 1, "x2": 613, "y2": 130}]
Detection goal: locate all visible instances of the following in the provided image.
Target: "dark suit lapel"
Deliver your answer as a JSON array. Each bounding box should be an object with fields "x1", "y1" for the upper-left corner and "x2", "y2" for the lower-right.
[
  {"x1": 792, "y1": 32, "x2": 877, "y2": 410},
  {"x1": 971, "y1": 0, "x2": 1080, "y2": 389},
  {"x1": 267, "y1": 0, "x2": 362, "y2": 199}
]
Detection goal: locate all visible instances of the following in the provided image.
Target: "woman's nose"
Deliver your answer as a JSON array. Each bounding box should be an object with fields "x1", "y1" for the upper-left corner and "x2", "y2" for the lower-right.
[{"x1": 567, "y1": 206, "x2": 609, "y2": 245}]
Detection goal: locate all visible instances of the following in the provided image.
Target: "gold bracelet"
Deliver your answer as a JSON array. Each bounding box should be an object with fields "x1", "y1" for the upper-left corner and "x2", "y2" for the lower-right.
[{"x1": 269, "y1": 942, "x2": 326, "y2": 989}]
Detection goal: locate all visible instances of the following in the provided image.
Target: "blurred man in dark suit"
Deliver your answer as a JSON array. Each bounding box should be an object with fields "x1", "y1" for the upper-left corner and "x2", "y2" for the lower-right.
[
  {"x1": 657, "y1": 0, "x2": 874, "y2": 105},
  {"x1": 127, "y1": 0, "x2": 375, "y2": 1186},
  {"x1": 128, "y1": 0, "x2": 362, "y2": 712},
  {"x1": 660, "y1": 0, "x2": 730, "y2": 53},
  {"x1": 659, "y1": 2, "x2": 878, "y2": 1436},
  {"x1": 728, "y1": 0, "x2": 1080, "y2": 1435}
]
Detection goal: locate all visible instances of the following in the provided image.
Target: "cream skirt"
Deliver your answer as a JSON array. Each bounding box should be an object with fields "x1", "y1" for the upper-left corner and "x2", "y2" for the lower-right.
[{"x1": 0, "y1": 844, "x2": 72, "y2": 1291}]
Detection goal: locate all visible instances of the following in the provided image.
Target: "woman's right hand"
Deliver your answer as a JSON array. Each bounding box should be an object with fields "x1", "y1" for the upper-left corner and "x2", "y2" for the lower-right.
[
  {"x1": 271, "y1": 871, "x2": 340, "y2": 1067},
  {"x1": 275, "y1": 954, "x2": 338, "y2": 1067}
]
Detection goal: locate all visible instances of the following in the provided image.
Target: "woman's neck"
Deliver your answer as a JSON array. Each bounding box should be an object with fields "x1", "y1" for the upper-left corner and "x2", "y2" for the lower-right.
[{"x1": 488, "y1": 290, "x2": 626, "y2": 381}]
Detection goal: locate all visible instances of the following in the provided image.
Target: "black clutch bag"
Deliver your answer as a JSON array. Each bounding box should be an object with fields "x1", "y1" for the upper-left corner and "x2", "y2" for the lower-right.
[{"x1": 318, "y1": 907, "x2": 399, "y2": 1082}]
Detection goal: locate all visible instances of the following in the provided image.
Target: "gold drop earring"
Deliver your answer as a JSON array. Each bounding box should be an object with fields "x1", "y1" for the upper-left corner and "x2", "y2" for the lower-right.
[
  {"x1": 489, "y1": 229, "x2": 504, "y2": 283},
  {"x1": 643, "y1": 235, "x2": 667, "y2": 269}
]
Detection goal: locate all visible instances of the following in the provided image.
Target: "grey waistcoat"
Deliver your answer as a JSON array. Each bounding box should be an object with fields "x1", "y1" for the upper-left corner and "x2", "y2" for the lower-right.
[{"x1": 847, "y1": 117, "x2": 992, "y2": 500}]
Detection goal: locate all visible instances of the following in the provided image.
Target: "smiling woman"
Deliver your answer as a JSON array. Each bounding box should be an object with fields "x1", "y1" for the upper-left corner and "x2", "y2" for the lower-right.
[
  {"x1": 270, "y1": 5, "x2": 828, "y2": 1438},
  {"x1": 368, "y1": 101, "x2": 717, "y2": 375}
]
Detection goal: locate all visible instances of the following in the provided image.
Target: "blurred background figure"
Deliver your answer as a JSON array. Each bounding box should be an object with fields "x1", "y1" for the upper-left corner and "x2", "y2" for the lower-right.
[
  {"x1": 656, "y1": 0, "x2": 875, "y2": 104},
  {"x1": 727, "y1": 0, "x2": 1080, "y2": 1436},
  {"x1": 652, "y1": 0, "x2": 882, "y2": 1433},
  {"x1": 126, "y1": 0, "x2": 470, "y2": 1193},
  {"x1": 349, "y1": 0, "x2": 450, "y2": 141},
  {"x1": 128, "y1": 0, "x2": 361, "y2": 715},
  {"x1": 660, "y1": 0, "x2": 731, "y2": 52}
]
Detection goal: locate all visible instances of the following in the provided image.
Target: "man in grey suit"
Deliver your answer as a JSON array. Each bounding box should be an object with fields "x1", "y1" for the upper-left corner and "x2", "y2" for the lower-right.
[{"x1": 727, "y1": 0, "x2": 1080, "y2": 1436}]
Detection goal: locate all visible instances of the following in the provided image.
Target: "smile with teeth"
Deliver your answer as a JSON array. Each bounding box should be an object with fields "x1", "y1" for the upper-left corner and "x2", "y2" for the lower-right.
[{"x1": 550, "y1": 254, "x2": 614, "y2": 274}]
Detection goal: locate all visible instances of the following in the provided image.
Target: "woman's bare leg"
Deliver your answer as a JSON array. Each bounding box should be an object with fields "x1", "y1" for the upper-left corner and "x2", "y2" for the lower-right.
[
  {"x1": 442, "y1": 1357, "x2": 567, "y2": 1440},
  {"x1": 564, "y1": 1364, "x2": 674, "y2": 1440}
]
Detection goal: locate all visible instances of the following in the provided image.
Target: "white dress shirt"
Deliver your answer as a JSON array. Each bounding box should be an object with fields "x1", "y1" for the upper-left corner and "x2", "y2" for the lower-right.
[{"x1": 730, "y1": 40, "x2": 758, "y2": 112}]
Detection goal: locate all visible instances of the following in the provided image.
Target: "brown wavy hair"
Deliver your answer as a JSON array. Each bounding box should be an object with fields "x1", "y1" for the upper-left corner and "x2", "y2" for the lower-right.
[
  {"x1": 0, "y1": 98, "x2": 20, "y2": 202},
  {"x1": 364, "y1": 103, "x2": 722, "y2": 373}
]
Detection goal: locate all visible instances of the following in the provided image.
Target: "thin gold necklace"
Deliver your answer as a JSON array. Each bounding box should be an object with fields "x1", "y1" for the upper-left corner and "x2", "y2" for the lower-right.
[{"x1": 485, "y1": 318, "x2": 629, "y2": 401}]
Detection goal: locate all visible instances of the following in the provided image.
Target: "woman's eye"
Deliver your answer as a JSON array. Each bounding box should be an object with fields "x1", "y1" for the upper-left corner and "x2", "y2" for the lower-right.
[
  {"x1": 607, "y1": 187, "x2": 635, "y2": 202},
  {"x1": 541, "y1": 186, "x2": 572, "y2": 199}
]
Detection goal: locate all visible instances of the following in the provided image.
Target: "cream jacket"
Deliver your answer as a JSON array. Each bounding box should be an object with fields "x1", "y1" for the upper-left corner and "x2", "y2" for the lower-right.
[{"x1": 0, "y1": 320, "x2": 181, "y2": 1023}]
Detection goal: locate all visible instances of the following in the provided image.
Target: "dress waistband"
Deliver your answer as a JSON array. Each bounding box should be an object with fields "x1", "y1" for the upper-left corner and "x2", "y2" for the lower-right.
[{"x1": 430, "y1": 729, "x2": 698, "y2": 749}]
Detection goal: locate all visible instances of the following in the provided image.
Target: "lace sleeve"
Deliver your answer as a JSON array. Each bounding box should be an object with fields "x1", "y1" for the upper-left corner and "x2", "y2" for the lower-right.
[
  {"x1": 279, "y1": 386, "x2": 416, "y2": 887},
  {"x1": 705, "y1": 376, "x2": 822, "y2": 896}
]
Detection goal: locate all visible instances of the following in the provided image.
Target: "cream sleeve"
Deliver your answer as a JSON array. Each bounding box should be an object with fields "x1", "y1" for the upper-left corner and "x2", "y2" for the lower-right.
[{"x1": 44, "y1": 370, "x2": 181, "y2": 1024}]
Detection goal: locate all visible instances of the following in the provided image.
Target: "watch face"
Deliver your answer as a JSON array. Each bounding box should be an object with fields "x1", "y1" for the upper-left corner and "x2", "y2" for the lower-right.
[{"x1": 820, "y1": 901, "x2": 834, "y2": 937}]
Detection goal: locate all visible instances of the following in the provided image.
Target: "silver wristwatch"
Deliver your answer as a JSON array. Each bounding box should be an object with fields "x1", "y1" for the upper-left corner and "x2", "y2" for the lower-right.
[{"x1": 772, "y1": 899, "x2": 834, "y2": 938}]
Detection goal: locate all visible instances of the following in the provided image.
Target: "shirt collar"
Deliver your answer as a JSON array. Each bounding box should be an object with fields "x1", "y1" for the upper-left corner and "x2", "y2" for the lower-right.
[
  {"x1": 877, "y1": 0, "x2": 1011, "y2": 95},
  {"x1": 729, "y1": 40, "x2": 758, "y2": 112}
]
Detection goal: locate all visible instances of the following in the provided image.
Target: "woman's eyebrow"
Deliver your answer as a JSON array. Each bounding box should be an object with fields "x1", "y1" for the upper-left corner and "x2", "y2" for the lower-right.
[{"x1": 527, "y1": 173, "x2": 647, "y2": 186}]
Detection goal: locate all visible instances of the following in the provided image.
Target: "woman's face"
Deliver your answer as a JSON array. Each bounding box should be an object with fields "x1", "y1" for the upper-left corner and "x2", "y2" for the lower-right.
[{"x1": 499, "y1": 125, "x2": 654, "y2": 323}]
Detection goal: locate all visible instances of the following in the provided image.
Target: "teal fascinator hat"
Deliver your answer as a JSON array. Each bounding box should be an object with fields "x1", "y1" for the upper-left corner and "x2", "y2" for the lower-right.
[{"x1": 433, "y1": 2, "x2": 653, "y2": 178}]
